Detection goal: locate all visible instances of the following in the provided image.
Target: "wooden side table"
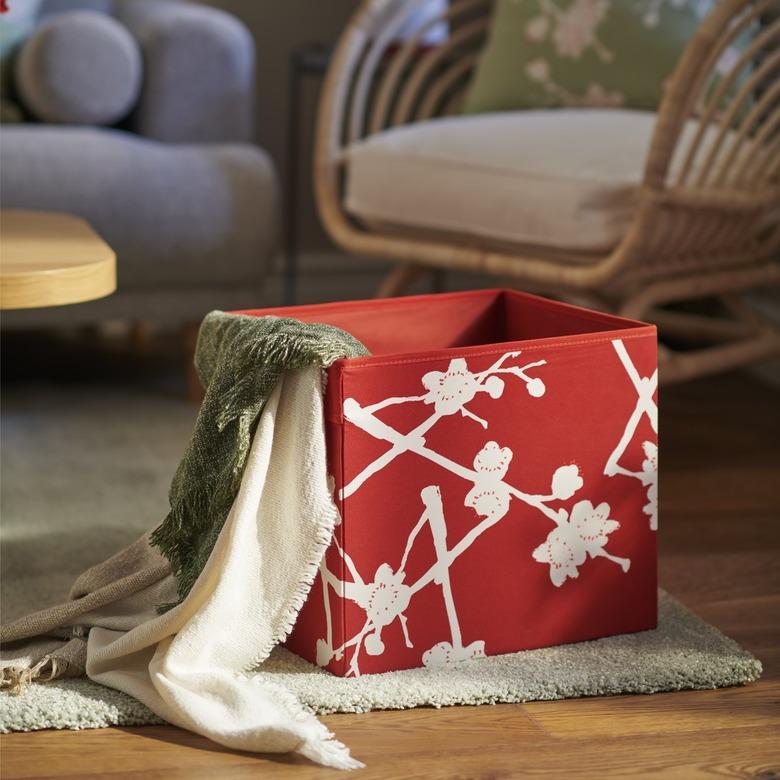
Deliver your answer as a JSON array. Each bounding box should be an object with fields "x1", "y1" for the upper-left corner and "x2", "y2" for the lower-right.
[{"x1": 0, "y1": 210, "x2": 116, "y2": 310}]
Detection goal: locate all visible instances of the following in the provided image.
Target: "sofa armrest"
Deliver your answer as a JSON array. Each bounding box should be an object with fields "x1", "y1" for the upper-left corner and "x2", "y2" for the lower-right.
[{"x1": 117, "y1": 0, "x2": 254, "y2": 143}]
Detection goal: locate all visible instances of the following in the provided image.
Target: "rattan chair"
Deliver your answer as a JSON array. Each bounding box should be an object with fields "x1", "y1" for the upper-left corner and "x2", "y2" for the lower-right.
[{"x1": 314, "y1": 0, "x2": 780, "y2": 384}]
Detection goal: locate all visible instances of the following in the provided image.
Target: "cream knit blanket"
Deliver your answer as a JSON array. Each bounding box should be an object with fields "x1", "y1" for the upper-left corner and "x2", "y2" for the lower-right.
[{"x1": 1, "y1": 368, "x2": 362, "y2": 769}]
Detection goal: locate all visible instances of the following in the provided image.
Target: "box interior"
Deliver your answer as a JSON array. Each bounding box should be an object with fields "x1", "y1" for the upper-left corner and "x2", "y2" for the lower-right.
[{"x1": 241, "y1": 289, "x2": 644, "y2": 357}]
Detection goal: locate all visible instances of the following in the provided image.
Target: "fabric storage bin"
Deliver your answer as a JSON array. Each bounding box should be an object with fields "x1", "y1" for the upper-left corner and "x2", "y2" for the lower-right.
[{"x1": 237, "y1": 289, "x2": 658, "y2": 677}]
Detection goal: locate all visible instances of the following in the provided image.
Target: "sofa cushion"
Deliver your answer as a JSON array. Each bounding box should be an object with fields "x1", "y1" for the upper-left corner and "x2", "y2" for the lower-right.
[
  {"x1": 345, "y1": 109, "x2": 667, "y2": 253},
  {"x1": 0, "y1": 125, "x2": 279, "y2": 289},
  {"x1": 16, "y1": 10, "x2": 142, "y2": 125}
]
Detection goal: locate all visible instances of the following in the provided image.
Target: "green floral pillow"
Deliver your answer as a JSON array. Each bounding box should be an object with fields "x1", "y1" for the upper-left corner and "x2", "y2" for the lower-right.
[{"x1": 463, "y1": 0, "x2": 721, "y2": 113}]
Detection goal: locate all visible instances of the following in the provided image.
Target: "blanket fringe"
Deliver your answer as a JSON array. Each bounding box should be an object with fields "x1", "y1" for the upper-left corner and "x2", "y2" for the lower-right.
[
  {"x1": 255, "y1": 514, "x2": 338, "y2": 666},
  {"x1": 297, "y1": 735, "x2": 365, "y2": 771},
  {"x1": 0, "y1": 656, "x2": 60, "y2": 695}
]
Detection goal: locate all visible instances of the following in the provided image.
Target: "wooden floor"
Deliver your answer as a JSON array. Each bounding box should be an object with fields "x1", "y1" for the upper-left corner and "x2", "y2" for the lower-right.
[{"x1": 2, "y1": 369, "x2": 779, "y2": 779}]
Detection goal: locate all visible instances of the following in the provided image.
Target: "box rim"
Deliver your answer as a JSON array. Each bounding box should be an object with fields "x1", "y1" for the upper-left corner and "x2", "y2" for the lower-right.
[
  {"x1": 234, "y1": 288, "x2": 656, "y2": 369},
  {"x1": 332, "y1": 325, "x2": 656, "y2": 371}
]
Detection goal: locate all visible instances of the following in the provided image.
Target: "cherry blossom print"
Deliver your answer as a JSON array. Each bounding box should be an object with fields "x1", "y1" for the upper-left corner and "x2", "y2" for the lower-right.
[
  {"x1": 354, "y1": 563, "x2": 413, "y2": 647},
  {"x1": 312, "y1": 345, "x2": 646, "y2": 675},
  {"x1": 526, "y1": 60, "x2": 622, "y2": 108},
  {"x1": 640, "y1": 441, "x2": 658, "y2": 530},
  {"x1": 527, "y1": 57, "x2": 552, "y2": 83},
  {"x1": 532, "y1": 524, "x2": 587, "y2": 586},
  {"x1": 465, "y1": 441, "x2": 514, "y2": 520},
  {"x1": 525, "y1": 14, "x2": 550, "y2": 42},
  {"x1": 533, "y1": 0, "x2": 613, "y2": 61},
  {"x1": 550, "y1": 464, "x2": 584, "y2": 500},
  {"x1": 420, "y1": 353, "x2": 547, "y2": 424},
  {"x1": 550, "y1": 0, "x2": 611, "y2": 59},
  {"x1": 340, "y1": 350, "x2": 546, "y2": 499},
  {"x1": 321, "y1": 556, "x2": 416, "y2": 677},
  {"x1": 570, "y1": 500, "x2": 622, "y2": 557},
  {"x1": 604, "y1": 339, "x2": 659, "y2": 532},
  {"x1": 532, "y1": 500, "x2": 630, "y2": 586},
  {"x1": 422, "y1": 639, "x2": 486, "y2": 668},
  {"x1": 316, "y1": 638, "x2": 333, "y2": 667},
  {"x1": 581, "y1": 83, "x2": 624, "y2": 107},
  {"x1": 422, "y1": 357, "x2": 504, "y2": 417},
  {"x1": 638, "y1": 0, "x2": 689, "y2": 28}
]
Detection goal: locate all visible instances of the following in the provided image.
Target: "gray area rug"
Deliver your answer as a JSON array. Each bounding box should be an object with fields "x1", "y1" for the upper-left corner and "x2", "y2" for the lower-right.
[{"x1": 0, "y1": 386, "x2": 762, "y2": 733}]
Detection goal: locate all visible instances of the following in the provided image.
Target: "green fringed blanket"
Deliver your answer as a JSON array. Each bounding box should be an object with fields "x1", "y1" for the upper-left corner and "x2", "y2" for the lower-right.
[{"x1": 151, "y1": 312, "x2": 368, "y2": 607}]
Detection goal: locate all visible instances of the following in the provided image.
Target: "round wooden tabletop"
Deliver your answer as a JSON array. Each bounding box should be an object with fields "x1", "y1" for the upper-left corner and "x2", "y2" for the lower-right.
[{"x1": 1, "y1": 210, "x2": 116, "y2": 310}]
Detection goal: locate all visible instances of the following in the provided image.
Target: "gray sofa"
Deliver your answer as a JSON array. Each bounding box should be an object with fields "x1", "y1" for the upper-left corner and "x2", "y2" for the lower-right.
[{"x1": 1, "y1": 0, "x2": 279, "y2": 328}]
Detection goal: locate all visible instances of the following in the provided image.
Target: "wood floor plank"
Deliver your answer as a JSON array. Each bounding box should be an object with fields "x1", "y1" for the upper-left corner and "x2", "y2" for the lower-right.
[
  {"x1": 4, "y1": 723, "x2": 779, "y2": 780},
  {"x1": 524, "y1": 685, "x2": 780, "y2": 738},
  {"x1": 1, "y1": 707, "x2": 545, "y2": 780},
  {"x1": 342, "y1": 728, "x2": 780, "y2": 780}
]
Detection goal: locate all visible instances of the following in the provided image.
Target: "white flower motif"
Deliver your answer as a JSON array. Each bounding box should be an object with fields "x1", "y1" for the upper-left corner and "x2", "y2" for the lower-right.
[
  {"x1": 640, "y1": 441, "x2": 658, "y2": 530},
  {"x1": 473, "y1": 440, "x2": 512, "y2": 476},
  {"x1": 422, "y1": 640, "x2": 486, "y2": 668},
  {"x1": 642, "y1": 8, "x2": 660, "y2": 27},
  {"x1": 525, "y1": 15, "x2": 549, "y2": 42},
  {"x1": 526, "y1": 57, "x2": 551, "y2": 83},
  {"x1": 582, "y1": 83, "x2": 624, "y2": 108},
  {"x1": 640, "y1": 0, "x2": 691, "y2": 28},
  {"x1": 532, "y1": 500, "x2": 627, "y2": 586},
  {"x1": 421, "y1": 358, "x2": 504, "y2": 417},
  {"x1": 351, "y1": 563, "x2": 413, "y2": 657},
  {"x1": 550, "y1": 464, "x2": 584, "y2": 500},
  {"x1": 572, "y1": 500, "x2": 621, "y2": 555},
  {"x1": 465, "y1": 441, "x2": 513, "y2": 520},
  {"x1": 327, "y1": 474, "x2": 342, "y2": 526},
  {"x1": 532, "y1": 523, "x2": 586, "y2": 586},
  {"x1": 641, "y1": 440, "x2": 657, "y2": 473},
  {"x1": 526, "y1": 376, "x2": 546, "y2": 398},
  {"x1": 357, "y1": 564, "x2": 411, "y2": 623},
  {"x1": 316, "y1": 638, "x2": 333, "y2": 667},
  {"x1": 551, "y1": 0, "x2": 610, "y2": 59},
  {"x1": 644, "y1": 482, "x2": 658, "y2": 530}
]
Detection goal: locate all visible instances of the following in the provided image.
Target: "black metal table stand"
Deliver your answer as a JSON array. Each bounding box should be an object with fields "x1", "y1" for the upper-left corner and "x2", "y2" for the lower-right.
[{"x1": 284, "y1": 43, "x2": 333, "y2": 306}]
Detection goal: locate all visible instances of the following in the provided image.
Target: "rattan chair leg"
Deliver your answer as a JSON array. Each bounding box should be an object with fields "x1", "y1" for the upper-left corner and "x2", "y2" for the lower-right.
[
  {"x1": 620, "y1": 264, "x2": 780, "y2": 384},
  {"x1": 375, "y1": 263, "x2": 427, "y2": 298},
  {"x1": 660, "y1": 331, "x2": 780, "y2": 384}
]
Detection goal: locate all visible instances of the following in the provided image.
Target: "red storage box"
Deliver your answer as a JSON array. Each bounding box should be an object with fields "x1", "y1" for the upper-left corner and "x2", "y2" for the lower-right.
[{"x1": 237, "y1": 289, "x2": 658, "y2": 677}]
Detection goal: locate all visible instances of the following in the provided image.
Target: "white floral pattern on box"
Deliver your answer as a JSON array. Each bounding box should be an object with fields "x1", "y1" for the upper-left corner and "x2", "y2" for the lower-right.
[{"x1": 312, "y1": 341, "x2": 656, "y2": 677}]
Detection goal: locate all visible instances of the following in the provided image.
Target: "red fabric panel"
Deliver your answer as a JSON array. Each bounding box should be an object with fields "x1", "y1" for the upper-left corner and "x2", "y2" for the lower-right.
[{"x1": 238, "y1": 290, "x2": 658, "y2": 676}]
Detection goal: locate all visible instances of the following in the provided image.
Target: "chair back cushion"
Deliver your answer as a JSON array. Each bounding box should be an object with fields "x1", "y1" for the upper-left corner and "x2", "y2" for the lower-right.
[{"x1": 463, "y1": 0, "x2": 718, "y2": 114}]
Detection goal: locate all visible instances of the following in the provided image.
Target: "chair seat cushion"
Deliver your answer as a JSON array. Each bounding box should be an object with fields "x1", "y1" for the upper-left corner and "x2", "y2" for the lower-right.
[{"x1": 345, "y1": 109, "x2": 661, "y2": 253}]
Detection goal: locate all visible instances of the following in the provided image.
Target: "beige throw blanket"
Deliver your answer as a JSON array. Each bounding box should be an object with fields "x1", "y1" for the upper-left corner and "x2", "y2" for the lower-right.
[{"x1": 1, "y1": 368, "x2": 362, "y2": 770}]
